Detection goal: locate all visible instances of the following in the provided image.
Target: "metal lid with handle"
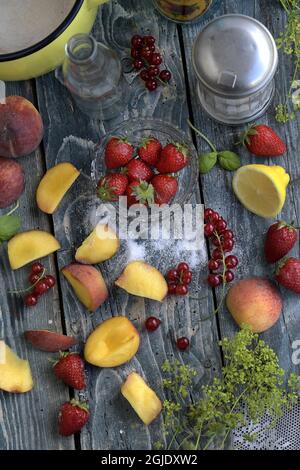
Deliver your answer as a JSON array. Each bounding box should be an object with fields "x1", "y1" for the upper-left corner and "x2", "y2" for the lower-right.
[{"x1": 192, "y1": 14, "x2": 278, "y2": 98}]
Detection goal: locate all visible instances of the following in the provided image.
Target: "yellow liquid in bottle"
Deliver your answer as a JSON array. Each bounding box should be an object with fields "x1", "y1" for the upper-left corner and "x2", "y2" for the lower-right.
[{"x1": 156, "y1": 0, "x2": 213, "y2": 22}]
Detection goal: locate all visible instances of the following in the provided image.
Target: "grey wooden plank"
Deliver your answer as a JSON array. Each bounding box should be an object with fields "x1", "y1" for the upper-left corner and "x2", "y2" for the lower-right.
[
  {"x1": 181, "y1": 0, "x2": 300, "y2": 382},
  {"x1": 0, "y1": 82, "x2": 74, "y2": 449},
  {"x1": 35, "y1": 0, "x2": 222, "y2": 450}
]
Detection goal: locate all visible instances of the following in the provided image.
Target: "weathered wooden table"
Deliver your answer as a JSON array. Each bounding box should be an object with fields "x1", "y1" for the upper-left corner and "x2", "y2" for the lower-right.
[{"x1": 1, "y1": 0, "x2": 299, "y2": 450}]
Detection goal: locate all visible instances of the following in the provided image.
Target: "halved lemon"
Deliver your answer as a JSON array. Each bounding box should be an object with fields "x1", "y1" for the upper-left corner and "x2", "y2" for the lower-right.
[{"x1": 232, "y1": 164, "x2": 290, "y2": 218}]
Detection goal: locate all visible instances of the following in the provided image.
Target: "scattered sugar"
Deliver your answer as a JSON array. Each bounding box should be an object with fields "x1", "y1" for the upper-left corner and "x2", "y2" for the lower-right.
[
  {"x1": 48, "y1": 320, "x2": 53, "y2": 325},
  {"x1": 127, "y1": 240, "x2": 146, "y2": 262}
]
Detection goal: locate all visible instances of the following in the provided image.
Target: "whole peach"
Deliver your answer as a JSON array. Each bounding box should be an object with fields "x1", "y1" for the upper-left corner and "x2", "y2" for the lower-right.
[
  {"x1": 0, "y1": 156, "x2": 25, "y2": 208},
  {"x1": 226, "y1": 278, "x2": 282, "y2": 333},
  {"x1": 0, "y1": 96, "x2": 43, "y2": 158}
]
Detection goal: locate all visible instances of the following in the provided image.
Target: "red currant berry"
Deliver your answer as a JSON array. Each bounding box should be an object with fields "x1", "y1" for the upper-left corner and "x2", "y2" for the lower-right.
[
  {"x1": 210, "y1": 212, "x2": 220, "y2": 223},
  {"x1": 148, "y1": 44, "x2": 156, "y2": 52},
  {"x1": 44, "y1": 275, "x2": 56, "y2": 289},
  {"x1": 145, "y1": 79, "x2": 158, "y2": 91},
  {"x1": 176, "y1": 285, "x2": 188, "y2": 295},
  {"x1": 140, "y1": 69, "x2": 150, "y2": 81},
  {"x1": 182, "y1": 271, "x2": 192, "y2": 285},
  {"x1": 225, "y1": 255, "x2": 239, "y2": 269},
  {"x1": 208, "y1": 259, "x2": 220, "y2": 271},
  {"x1": 145, "y1": 316, "x2": 161, "y2": 332},
  {"x1": 131, "y1": 35, "x2": 143, "y2": 48},
  {"x1": 204, "y1": 208, "x2": 214, "y2": 221},
  {"x1": 29, "y1": 273, "x2": 40, "y2": 285},
  {"x1": 177, "y1": 262, "x2": 189, "y2": 273},
  {"x1": 223, "y1": 230, "x2": 234, "y2": 240},
  {"x1": 24, "y1": 294, "x2": 38, "y2": 307},
  {"x1": 207, "y1": 274, "x2": 221, "y2": 287},
  {"x1": 131, "y1": 48, "x2": 141, "y2": 59},
  {"x1": 34, "y1": 279, "x2": 48, "y2": 296},
  {"x1": 212, "y1": 248, "x2": 223, "y2": 260},
  {"x1": 176, "y1": 337, "x2": 190, "y2": 351},
  {"x1": 31, "y1": 262, "x2": 44, "y2": 274},
  {"x1": 167, "y1": 269, "x2": 178, "y2": 281},
  {"x1": 204, "y1": 223, "x2": 214, "y2": 237},
  {"x1": 150, "y1": 52, "x2": 162, "y2": 65},
  {"x1": 223, "y1": 239, "x2": 234, "y2": 252},
  {"x1": 216, "y1": 219, "x2": 227, "y2": 233},
  {"x1": 212, "y1": 237, "x2": 222, "y2": 247},
  {"x1": 147, "y1": 65, "x2": 160, "y2": 77},
  {"x1": 159, "y1": 69, "x2": 171, "y2": 82},
  {"x1": 141, "y1": 46, "x2": 152, "y2": 59},
  {"x1": 168, "y1": 282, "x2": 177, "y2": 295},
  {"x1": 144, "y1": 35, "x2": 156, "y2": 46},
  {"x1": 133, "y1": 59, "x2": 144, "y2": 70},
  {"x1": 224, "y1": 270, "x2": 235, "y2": 283}
]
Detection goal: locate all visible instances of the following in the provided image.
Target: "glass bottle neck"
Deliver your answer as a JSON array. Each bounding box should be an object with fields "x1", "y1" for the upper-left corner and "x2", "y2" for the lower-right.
[{"x1": 66, "y1": 34, "x2": 97, "y2": 65}]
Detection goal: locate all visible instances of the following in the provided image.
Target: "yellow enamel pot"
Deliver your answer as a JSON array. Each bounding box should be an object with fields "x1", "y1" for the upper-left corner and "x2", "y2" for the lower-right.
[{"x1": 0, "y1": 0, "x2": 109, "y2": 81}]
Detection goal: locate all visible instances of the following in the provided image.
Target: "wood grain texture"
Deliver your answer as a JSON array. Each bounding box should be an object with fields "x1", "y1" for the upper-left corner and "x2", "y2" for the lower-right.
[
  {"x1": 35, "y1": 0, "x2": 221, "y2": 450},
  {"x1": 1, "y1": 0, "x2": 299, "y2": 450},
  {"x1": 0, "y1": 82, "x2": 73, "y2": 450},
  {"x1": 181, "y1": 0, "x2": 300, "y2": 377}
]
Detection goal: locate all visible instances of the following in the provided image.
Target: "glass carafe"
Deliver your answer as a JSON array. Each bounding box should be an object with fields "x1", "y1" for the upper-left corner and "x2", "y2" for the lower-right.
[{"x1": 56, "y1": 33, "x2": 124, "y2": 120}]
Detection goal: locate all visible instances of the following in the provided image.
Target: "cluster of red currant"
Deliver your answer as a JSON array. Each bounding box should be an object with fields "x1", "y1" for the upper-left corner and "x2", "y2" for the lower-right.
[
  {"x1": 22, "y1": 262, "x2": 56, "y2": 307},
  {"x1": 204, "y1": 208, "x2": 239, "y2": 288},
  {"x1": 166, "y1": 262, "x2": 193, "y2": 296},
  {"x1": 131, "y1": 35, "x2": 172, "y2": 92},
  {"x1": 145, "y1": 316, "x2": 190, "y2": 351}
]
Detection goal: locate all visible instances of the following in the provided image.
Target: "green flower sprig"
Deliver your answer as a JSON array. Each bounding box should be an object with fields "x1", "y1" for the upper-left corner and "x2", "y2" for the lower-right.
[{"x1": 159, "y1": 326, "x2": 300, "y2": 450}]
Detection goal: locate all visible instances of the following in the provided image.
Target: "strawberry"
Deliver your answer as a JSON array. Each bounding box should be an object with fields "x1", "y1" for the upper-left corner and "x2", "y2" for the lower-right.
[
  {"x1": 126, "y1": 159, "x2": 154, "y2": 182},
  {"x1": 151, "y1": 175, "x2": 178, "y2": 204},
  {"x1": 58, "y1": 400, "x2": 90, "y2": 436},
  {"x1": 275, "y1": 257, "x2": 300, "y2": 294},
  {"x1": 264, "y1": 221, "x2": 298, "y2": 263},
  {"x1": 97, "y1": 173, "x2": 128, "y2": 202},
  {"x1": 104, "y1": 137, "x2": 134, "y2": 169},
  {"x1": 53, "y1": 352, "x2": 86, "y2": 390},
  {"x1": 138, "y1": 137, "x2": 162, "y2": 166},
  {"x1": 125, "y1": 180, "x2": 154, "y2": 206},
  {"x1": 241, "y1": 125, "x2": 286, "y2": 157},
  {"x1": 156, "y1": 142, "x2": 189, "y2": 173}
]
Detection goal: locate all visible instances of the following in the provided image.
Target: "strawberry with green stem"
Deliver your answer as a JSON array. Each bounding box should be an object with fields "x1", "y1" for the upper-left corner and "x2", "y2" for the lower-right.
[{"x1": 58, "y1": 400, "x2": 90, "y2": 436}]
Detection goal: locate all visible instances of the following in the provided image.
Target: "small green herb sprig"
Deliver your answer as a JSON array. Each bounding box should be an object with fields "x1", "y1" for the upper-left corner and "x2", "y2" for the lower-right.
[
  {"x1": 0, "y1": 202, "x2": 21, "y2": 243},
  {"x1": 275, "y1": 0, "x2": 300, "y2": 123},
  {"x1": 160, "y1": 326, "x2": 300, "y2": 450},
  {"x1": 187, "y1": 120, "x2": 241, "y2": 174}
]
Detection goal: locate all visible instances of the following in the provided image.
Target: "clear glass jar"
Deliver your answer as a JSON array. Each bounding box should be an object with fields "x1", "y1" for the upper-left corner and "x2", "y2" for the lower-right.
[
  {"x1": 56, "y1": 33, "x2": 124, "y2": 120},
  {"x1": 153, "y1": 0, "x2": 215, "y2": 23}
]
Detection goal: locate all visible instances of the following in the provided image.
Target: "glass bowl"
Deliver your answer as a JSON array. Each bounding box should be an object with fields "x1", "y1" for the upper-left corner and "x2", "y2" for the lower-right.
[{"x1": 96, "y1": 118, "x2": 198, "y2": 207}]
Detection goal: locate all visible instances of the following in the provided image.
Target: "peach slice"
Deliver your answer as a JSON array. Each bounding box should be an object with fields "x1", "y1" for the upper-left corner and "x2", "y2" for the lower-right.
[
  {"x1": 62, "y1": 263, "x2": 108, "y2": 312},
  {"x1": 8, "y1": 230, "x2": 60, "y2": 270},
  {"x1": 121, "y1": 372, "x2": 162, "y2": 425},
  {"x1": 36, "y1": 162, "x2": 80, "y2": 214},
  {"x1": 75, "y1": 224, "x2": 120, "y2": 264},
  {"x1": 115, "y1": 261, "x2": 168, "y2": 301},
  {"x1": 24, "y1": 330, "x2": 77, "y2": 352},
  {"x1": 84, "y1": 316, "x2": 140, "y2": 367},
  {"x1": 0, "y1": 341, "x2": 33, "y2": 393}
]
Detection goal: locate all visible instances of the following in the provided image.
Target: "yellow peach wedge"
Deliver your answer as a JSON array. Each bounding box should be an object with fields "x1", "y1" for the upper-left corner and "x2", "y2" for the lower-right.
[
  {"x1": 121, "y1": 372, "x2": 162, "y2": 425},
  {"x1": 75, "y1": 224, "x2": 120, "y2": 264},
  {"x1": 84, "y1": 316, "x2": 140, "y2": 367},
  {"x1": 8, "y1": 230, "x2": 60, "y2": 270},
  {"x1": 62, "y1": 263, "x2": 108, "y2": 312},
  {"x1": 115, "y1": 261, "x2": 168, "y2": 302},
  {"x1": 36, "y1": 162, "x2": 80, "y2": 214},
  {"x1": 0, "y1": 341, "x2": 33, "y2": 393}
]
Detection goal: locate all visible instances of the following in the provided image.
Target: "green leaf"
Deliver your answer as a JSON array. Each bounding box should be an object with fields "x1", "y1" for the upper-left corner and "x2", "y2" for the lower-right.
[
  {"x1": 218, "y1": 151, "x2": 241, "y2": 171},
  {"x1": 0, "y1": 214, "x2": 21, "y2": 242},
  {"x1": 199, "y1": 152, "x2": 218, "y2": 174}
]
